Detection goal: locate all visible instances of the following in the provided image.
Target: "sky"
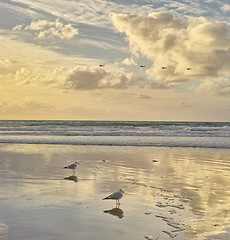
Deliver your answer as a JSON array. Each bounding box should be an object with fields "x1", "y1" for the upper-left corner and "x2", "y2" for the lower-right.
[{"x1": 0, "y1": 0, "x2": 230, "y2": 121}]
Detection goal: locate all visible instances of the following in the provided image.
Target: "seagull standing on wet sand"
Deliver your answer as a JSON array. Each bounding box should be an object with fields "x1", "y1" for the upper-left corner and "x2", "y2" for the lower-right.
[
  {"x1": 102, "y1": 189, "x2": 124, "y2": 205},
  {"x1": 64, "y1": 162, "x2": 79, "y2": 175}
]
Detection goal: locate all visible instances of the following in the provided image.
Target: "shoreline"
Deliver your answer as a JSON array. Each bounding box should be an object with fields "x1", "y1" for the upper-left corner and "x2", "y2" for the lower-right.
[
  {"x1": 0, "y1": 144, "x2": 230, "y2": 239},
  {"x1": 0, "y1": 135, "x2": 229, "y2": 149}
]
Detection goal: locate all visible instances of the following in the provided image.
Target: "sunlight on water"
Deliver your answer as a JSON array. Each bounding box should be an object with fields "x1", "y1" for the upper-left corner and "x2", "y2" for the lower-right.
[{"x1": 0, "y1": 144, "x2": 230, "y2": 239}]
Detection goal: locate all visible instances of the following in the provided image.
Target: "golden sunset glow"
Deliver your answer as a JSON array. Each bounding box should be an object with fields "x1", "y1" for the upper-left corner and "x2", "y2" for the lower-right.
[{"x1": 1, "y1": 1, "x2": 230, "y2": 121}]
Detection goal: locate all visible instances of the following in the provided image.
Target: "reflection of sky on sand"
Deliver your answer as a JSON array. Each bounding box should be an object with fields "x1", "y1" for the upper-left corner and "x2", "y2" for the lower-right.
[
  {"x1": 0, "y1": 222, "x2": 8, "y2": 239},
  {"x1": 0, "y1": 144, "x2": 230, "y2": 239}
]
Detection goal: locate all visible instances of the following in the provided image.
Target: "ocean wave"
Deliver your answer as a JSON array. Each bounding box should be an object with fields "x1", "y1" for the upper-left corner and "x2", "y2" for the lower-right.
[
  {"x1": 0, "y1": 120, "x2": 229, "y2": 149},
  {"x1": 0, "y1": 135, "x2": 229, "y2": 149}
]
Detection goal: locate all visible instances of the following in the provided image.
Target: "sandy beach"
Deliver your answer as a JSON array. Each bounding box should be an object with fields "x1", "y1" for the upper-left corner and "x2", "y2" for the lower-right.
[{"x1": 0, "y1": 143, "x2": 230, "y2": 240}]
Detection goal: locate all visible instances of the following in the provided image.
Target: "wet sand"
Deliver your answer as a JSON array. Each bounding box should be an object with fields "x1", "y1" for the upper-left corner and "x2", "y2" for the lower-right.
[{"x1": 0, "y1": 144, "x2": 230, "y2": 240}]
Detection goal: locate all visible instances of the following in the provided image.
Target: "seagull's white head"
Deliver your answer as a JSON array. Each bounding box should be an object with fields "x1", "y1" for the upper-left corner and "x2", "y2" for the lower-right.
[{"x1": 119, "y1": 189, "x2": 124, "y2": 193}]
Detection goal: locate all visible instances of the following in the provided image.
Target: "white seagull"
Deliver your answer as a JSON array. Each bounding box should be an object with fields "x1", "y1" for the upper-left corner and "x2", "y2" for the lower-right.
[
  {"x1": 64, "y1": 162, "x2": 79, "y2": 175},
  {"x1": 102, "y1": 189, "x2": 124, "y2": 205}
]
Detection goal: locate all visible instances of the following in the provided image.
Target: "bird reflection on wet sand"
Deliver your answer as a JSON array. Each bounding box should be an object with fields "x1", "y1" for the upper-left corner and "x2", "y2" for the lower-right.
[
  {"x1": 104, "y1": 207, "x2": 124, "y2": 219},
  {"x1": 64, "y1": 175, "x2": 78, "y2": 182}
]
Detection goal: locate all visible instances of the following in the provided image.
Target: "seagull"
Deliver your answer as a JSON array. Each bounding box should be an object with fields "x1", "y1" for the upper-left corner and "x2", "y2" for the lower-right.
[
  {"x1": 64, "y1": 162, "x2": 79, "y2": 175},
  {"x1": 102, "y1": 189, "x2": 124, "y2": 205}
]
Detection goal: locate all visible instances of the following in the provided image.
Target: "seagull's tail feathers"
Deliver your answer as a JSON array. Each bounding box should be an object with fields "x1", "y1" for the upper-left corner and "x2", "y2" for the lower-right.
[{"x1": 102, "y1": 197, "x2": 109, "y2": 200}]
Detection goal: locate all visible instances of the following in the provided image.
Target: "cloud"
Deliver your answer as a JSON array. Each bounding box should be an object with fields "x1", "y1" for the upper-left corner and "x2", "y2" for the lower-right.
[
  {"x1": 3, "y1": 0, "x2": 155, "y2": 28},
  {"x1": 111, "y1": 12, "x2": 230, "y2": 85},
  {"x1": 122, "y1": 58, "x2": 137, "y2": 66},
  {"x1": 12, "y1": 24, "x2": 25, "y2": 31},
  {"x1": 221, "y1": 4, "x2": 230, "y2": 13},
  {"x1": 0, "y1": 100, "x2": 56, "y2": 117},
  {"x1": 139, "y1": 94, "x2": 151, "y2": 99},
  {"x1": 13, "y1": 19, "x2": 78, "y2": 39},
  {"x1": 196, "y1": 78, "x2": 230, "y2": 96},
  {"x1": 0, "y1": 59, "x2": 13, "y2": 67},
  {"x1": 4, "y1": 66, "x2": 154, "y2": 90}
]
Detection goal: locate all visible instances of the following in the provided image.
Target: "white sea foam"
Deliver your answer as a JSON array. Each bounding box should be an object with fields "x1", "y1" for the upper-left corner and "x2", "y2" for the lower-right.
[{"x1": 0, "y1": 120, "x2": 229, "y2": 149}]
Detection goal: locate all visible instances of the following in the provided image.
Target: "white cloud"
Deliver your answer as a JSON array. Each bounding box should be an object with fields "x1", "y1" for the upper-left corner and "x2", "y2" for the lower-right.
[
  {"x1": 221, "y1": 4, "x2": 230, "y2": 13},
  {"x1": 122, "y1": 58, "x2": 137, "y2": 66},
  {"x1": 0, "y1": 59, "x2": 13, "y2": 67},
  {"x1": 111, "y1": 12, "x2": 230, "y2": 89},
  {"x1": 5, "y1": 0, "x2": 229, "y2": 29},
  {"x1": 13, "y1": 19, "x2": 78, "y2": 39},
  {"x1": 2, "y1": 0, "x2": 155, "y2": 28},
  {"x1": 4, "y1": 66, "x2": 153, "y2": 90},
  {"x1": 12, "y1": 24, "x2": 25, "y2": 31},
  {"x1": 196, "y1": 78, "x2": 230, "y2": 96}
]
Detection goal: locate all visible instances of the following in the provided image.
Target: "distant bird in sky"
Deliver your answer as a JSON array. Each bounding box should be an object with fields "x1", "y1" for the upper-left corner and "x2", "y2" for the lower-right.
[
  {"x1": 64, "y1": 161, "x2": 79, "y2": 175},
  {"x1": 99, "y1": 64, "x2": 105, "y2": 67},
  {"x1": 140, "y1": 65, "x2": 145, "y2": 68},
  {"x1": 102, "y1": 189, "x2": 124, "y2": 205}
]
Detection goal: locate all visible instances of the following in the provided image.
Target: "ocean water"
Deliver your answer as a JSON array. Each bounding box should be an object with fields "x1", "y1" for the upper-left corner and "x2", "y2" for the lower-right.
[
  {"x1": 0, "y1": 120, "x2": 229, "y2": 148},
  {"x1": 1, "y1": 121, "x2": 230, "y2": 240}
]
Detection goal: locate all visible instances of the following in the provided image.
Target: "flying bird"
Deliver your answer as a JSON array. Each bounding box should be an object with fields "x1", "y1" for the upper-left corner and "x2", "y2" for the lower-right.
[
  {"x1": 102, "y1": 189, "x2": 124, "y2": 205},
  {"x1": 64, "y1": 162, "x2": 79, "y2": 175}
]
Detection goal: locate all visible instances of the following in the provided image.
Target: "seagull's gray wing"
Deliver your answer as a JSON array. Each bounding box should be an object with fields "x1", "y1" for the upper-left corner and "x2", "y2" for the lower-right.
[
  {"x1": 103, "y1": 190, "x2": 123, "y2": 200},
  {"x1": 68, "y1": 163, "x2": 77, "y2": 168},
  {"x1": 64, "y1": 162, "x2": 78, "y2": 169}
]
